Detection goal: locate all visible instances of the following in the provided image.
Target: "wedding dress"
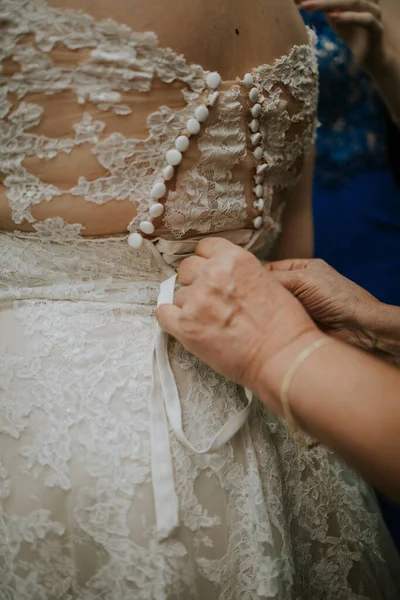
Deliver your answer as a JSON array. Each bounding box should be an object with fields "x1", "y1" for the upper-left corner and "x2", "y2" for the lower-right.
[{"x1": 1, "y1": 1, "x2": 400, "y2": 598}]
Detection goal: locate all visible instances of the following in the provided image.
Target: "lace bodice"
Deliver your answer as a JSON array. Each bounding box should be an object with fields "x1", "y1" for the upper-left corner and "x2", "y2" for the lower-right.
[
  {"x1": 301, "y1": 11, "x2": 388, "y2": 187},
  {"x1": 0, "y1": 0, "x2": 318, "y2": 253}
]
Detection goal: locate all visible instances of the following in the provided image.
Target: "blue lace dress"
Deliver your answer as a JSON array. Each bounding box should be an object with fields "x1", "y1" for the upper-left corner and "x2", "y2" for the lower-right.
[{"x1": 302, "y1": 10, "x2": 400, "y2": 553}]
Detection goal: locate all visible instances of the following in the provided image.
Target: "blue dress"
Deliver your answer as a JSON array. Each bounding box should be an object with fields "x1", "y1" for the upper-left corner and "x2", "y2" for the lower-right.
[{"x1": 302, "y1": 11, "x2": 400, "y2": 553}]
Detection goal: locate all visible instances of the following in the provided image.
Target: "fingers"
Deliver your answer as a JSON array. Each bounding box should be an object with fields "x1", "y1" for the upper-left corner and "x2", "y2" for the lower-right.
[
  {"x1": 173, "y1": 286, "x2": 188, "y2": 308},
  {"x1": 178, "y1": 238, "x2": 238, "y2": 285},
  {"x1": 195, "y1": 237, "x2": 240, "y2": 259},
  {"x1": 328, "y1": 10, "x2": 382, "y2": 31},
  {"x1": 178, "y1": 255, "x2": 236, "y2": 297},
  {"x1": 267, "y1": 258, "x2": 312, "y2": 273},
  {"x1": 156, "y1": 304, "x2": 182, "y2": 337},
  {"x1": 299, "y1": 0, "x2": 381, "y2": 19},
  {"x1": 178, "y1": 255, "x2": 207, "y2": 285},
  {"x1": 269, "y1": 269, "x2": 304, "y2": 295}
]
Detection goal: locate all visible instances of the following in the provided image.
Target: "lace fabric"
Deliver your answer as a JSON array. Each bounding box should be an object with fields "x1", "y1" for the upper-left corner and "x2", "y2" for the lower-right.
[
  {"x1": 1, "y1": 234, "x2": 400, "y2": 599},
  {"x1": 1, "y1": 1, "x2": 400, "y2": 598},
  {"x1": 301, "y1": 11, "x2": 388, "y2": 187},
  {"x1": 1, "y1": 0, "x2": 317, "y2": 242}
]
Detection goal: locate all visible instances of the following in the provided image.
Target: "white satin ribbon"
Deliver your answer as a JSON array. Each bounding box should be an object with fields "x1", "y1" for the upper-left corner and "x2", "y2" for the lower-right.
[{"x1": 150, "y1": 273, "x2": 253, "y2": 540}]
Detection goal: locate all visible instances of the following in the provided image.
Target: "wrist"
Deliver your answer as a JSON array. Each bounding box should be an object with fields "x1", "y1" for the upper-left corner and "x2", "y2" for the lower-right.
[
  {"x1": 346, "y1": 295, "x2": 382, "y2": 352},
  {"x1": 251, "y1": 325, "x2": 325, "y2": 415}
]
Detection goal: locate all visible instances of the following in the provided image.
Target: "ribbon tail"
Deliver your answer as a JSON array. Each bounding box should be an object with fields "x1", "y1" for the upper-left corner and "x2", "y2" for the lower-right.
[
  {"x1": 150, "y1": 272, "x2": 253, "y2": 540},
  {"x1": 150, "y1": 351, "x2": 179, "y2": 540}
]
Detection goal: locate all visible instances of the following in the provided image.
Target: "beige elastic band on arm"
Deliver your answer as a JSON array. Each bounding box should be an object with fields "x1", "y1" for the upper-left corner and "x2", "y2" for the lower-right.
[{"x1": 280, "y1": 337, "x2": 335, "y2": 442}]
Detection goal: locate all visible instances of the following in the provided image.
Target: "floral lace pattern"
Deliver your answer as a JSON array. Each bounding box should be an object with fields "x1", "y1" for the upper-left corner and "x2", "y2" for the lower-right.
[
  {"x1": 1, "y1": 0, "x2": 317, "y2": 240},
  {"x1": 1, "y1": 1, "x2": 400, "y2": 598},
  {"x1": 164, "y1": 86, "x2": 249, "y2": 238},
  {"x1": 1, "y1": 234, "x2": 400, "y2": 599},
  {"x1": 301, "y1": 11, "x2": 388, "y2": 187}
]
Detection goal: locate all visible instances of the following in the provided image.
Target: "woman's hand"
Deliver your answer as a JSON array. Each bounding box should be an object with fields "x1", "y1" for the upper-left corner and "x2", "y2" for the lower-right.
[
  {"x1": 296, "y1": 0, "x2": 383, "y2": 69},
  {"x1": 156, "y1": 238, "x2": 319, "y2": 406},
  {"x1": 267, "y1": 258, "x2": 380, "y2": 349}
]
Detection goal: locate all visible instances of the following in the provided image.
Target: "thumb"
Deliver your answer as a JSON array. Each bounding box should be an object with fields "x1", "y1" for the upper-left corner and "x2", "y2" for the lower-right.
[
  {"x1": 269, "y1": 269, "x2": 305, "y2": 295},
  {"x1": 265, "y1": 259, "x2": 312, "y2": 294},
  {"x1": 266, "y1": 258, "x2": 313, "y2": 272}
]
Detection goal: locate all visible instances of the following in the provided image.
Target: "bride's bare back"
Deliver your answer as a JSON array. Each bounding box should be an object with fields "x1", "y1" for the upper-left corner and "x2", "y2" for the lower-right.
[
  {"x1": 49, "y1": 0, "x2": 308, "y2": 75},
  {"x1": 0, "y1": 0, "x2": 313, "y2": 242}
]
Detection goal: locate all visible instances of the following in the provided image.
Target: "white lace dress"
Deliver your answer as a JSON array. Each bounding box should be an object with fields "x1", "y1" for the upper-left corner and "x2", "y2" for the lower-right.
[{"x1": 1, "y1": 1, "x2": 400, "y2": 598}]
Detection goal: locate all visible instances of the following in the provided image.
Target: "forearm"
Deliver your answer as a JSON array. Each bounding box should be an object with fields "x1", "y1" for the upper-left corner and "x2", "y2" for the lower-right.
[{"x1": 255, "y1": 334, "x2": 400, "y2": 502}]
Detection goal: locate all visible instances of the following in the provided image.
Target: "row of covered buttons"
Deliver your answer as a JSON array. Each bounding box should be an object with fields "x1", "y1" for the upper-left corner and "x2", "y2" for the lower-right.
[
  {"x1": 244, "y1": 73, "x2": 266, "y2": 230},
  {"x1": 128, "y1": 70, "x2": 266, "y2": 248},
  {"x1": 128, "y1": 72, "x2": 222, "y2": 249}
]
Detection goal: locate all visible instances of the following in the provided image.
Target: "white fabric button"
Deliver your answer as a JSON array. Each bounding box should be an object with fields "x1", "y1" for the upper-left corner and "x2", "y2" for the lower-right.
[
  {"x1": 256, "y1": 163, "x2": 268, "y2": 175},
  {"x1": 255, "y1": 184, "x2": 263, "y2": 198},
  {"x1": 163, "y1": 165, "x2": 175, "y2": 181},
  {"x1": 195, "y1": 105, "x2": 209, "y2": 122},
  {"x1": 253, "y1": 147, "x2": 263, "y2": 161},
  {"x1": 250, "y1": 119, "x2": 260, "y2": 133},
  {"x1": 175, "y1": 135, "x2": 190, "y2": 152},
  {"x1": 251, "y1": 133, "x2": 262, "y2": 146},
  {"x1": 151, "y1": 182, "x2": 167, "y2": 199},
  {"x1": 187, "y1": 118, "x2": 201, "y2": 135},
  {"x1": 254, "y1": 175, "x2": 264, "y2": 185},
  {"x1": 206, "y1": 71, "x2": 222, "y2": 89},
  {"x1": 255, "y1": 199, "x2": 264, "y2": 211},
  {"x1": 166, "y1": 149, "x2": 182, "y2": 166},
  {"x1": 128, "y1": 232, "x2": 143, "y2": 249},
  {"x1": 150, "y1": 203, "x2": 164, "y2": 218},
  {"x1": 244, "y1": 73, "x2": 254, "y2": 87},
  {"x1": 251, "y1": 103, "x2": 262, "y2": 118},
  {"x1": 249, "y1": 88, "x2": 259, "y2": 103},
  {"x1": 253, "y1": 216, "x2": 263, "y2": 229},
  {"x1": 140, "y1": 220, "x2": 155, "y2": 235},
  {"x1": 209, "y1": 91, "x2": 220, "y2": 107}
]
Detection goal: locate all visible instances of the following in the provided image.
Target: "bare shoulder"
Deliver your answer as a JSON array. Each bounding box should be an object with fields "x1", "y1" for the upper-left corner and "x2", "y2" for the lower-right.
[
  {"x1": 157, "y1": 0, "x2": 311, "y2": 77},
  {"x1": 47, "y1": 0, "x2": 309, "y2": 78}
]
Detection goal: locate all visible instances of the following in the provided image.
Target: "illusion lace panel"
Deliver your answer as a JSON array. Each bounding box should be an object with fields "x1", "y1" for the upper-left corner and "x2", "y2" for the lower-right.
[
  {"x1": 163, "y1": 86, "x2": 249, "y2": 238},
  {"x1": 1, "y1": 0, "x2": 318, "y2": 242}
]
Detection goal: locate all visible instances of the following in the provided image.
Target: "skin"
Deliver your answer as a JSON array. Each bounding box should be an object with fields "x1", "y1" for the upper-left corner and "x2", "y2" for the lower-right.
[
  {"x1": 0, "y1": 0, "x2": 314, "y2": 256},
  {"x1": 157, "y1": 238, "x2": 400, "y2": 502},
  {"x1": 268, "y1": 258, "x2": 400, "y2": 364},
  {"x1": 296, "y1": 0, "x2": 400, "y2": 124}
]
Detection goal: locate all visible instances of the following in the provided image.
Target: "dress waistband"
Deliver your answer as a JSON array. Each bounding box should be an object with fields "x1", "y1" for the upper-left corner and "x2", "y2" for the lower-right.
[{"x1": 153, "y1": 228, "x2": 265, "y2": 268}]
